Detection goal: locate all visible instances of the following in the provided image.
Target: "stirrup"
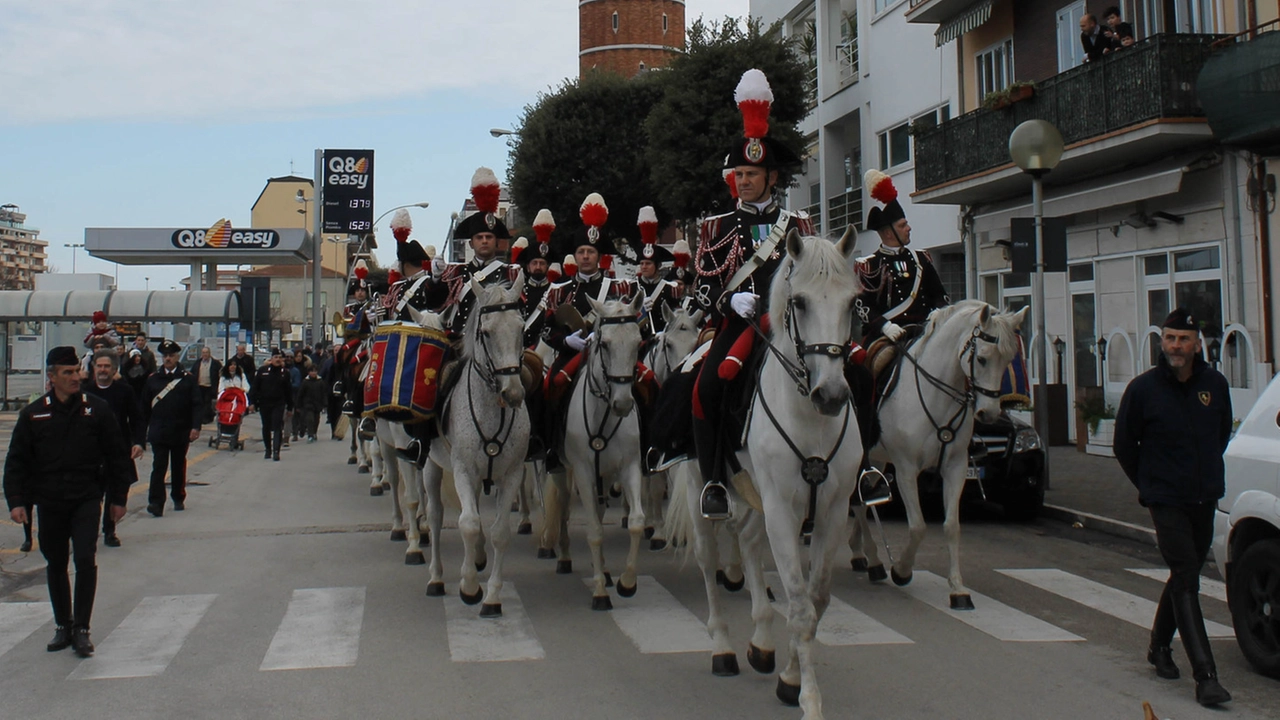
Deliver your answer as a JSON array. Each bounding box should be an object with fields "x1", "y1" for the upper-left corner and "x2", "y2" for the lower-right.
[
  {"x1": 853, "y1": 467, "x2": 893, "y2": 507},
  {"x1": 342, "y1": 399, "x2": 356, "y2": 415},
  {"x1": 699, "y1": 481, "x2": 731, "y2": 520},
  {"x1": 647, "y1": 447, "x2": 688, "y2": 474}
]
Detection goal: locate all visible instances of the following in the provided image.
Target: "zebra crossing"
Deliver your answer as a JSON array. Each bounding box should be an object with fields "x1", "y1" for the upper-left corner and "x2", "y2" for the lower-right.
[{"x1": 0, "y1": 565, "x2": 1235, "y2": 678}]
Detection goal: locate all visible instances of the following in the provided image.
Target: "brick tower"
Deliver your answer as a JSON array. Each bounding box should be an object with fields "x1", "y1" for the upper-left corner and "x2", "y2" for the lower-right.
[{"x1": 579, "y1": 0, "x2": 686, "y2": 78}]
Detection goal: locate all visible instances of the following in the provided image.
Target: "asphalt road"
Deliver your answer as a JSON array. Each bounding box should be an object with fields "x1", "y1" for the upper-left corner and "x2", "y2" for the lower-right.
[{"x1": 1, "y1": 420, "x2": 1275, "y2": 720}]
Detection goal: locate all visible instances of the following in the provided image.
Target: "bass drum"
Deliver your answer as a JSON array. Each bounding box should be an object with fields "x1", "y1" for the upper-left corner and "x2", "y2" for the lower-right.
[{"x1": 363, "y1": 322, "x2": 450, "y2": 424}]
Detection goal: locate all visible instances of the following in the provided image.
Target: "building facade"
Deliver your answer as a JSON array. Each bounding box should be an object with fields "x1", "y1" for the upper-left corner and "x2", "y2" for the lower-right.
[
  {"x1": 0, "y1": 204, "x2": 49, "y2": 290},
  {"x1": 581, "y1": 0, "x2": 687, "y2": 77}
]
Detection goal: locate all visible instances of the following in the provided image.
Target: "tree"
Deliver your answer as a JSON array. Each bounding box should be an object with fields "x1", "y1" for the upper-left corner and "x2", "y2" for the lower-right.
[
  {"x1": 645, "y1": 17, "x2": 810, "y2": 223},
  {"x1": 507, "y1": 72, "x2": 668, "y2": 253}
]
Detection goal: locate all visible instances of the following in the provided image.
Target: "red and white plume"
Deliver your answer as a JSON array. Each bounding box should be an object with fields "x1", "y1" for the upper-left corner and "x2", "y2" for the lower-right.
[
  {"x1": 547, "y1": 262, "x2": 562, "y2": 283},
  {"x1": 864, "y1": 169, "x2": 898, "y2": 205},
  {"x1": 637, "y1": 206, "x2": 659, "y2": 245},
  {"x1": 600, "y1": 254, "x2": 613, "y2": 272},
  {"x1": 390, "y1": 208, "x2": 412, "y2": 243},
  {"x1": 723, "y1": 167, "x2": 738, "y2": 199},
  {"x1": 510, "y1": 236, "x2": 528, "y2": 264},
  {"x1": 354, "y1": 258, "x2": 369, "y2": 280},
  {"x1": 387, "y1": 269, "x2": 403, "y2": 285},
  {"x1": 734, "y1": 68, "x2": 773, "y2": 139},
  {"x1": 580, "y1": 192, "x2": 608, "y2": 228},
  {"x1": 470, "y1": 167, "x2": 501, "y2": 214},
  {"x1": 533, "y1": 208, "x2": 556, "y2": 244},
  {"x1": 562, "y1": 253, "x2": 578, "y2": 276},
  {"x1": 672, "y1": 239, "x2": 691, "y2": 268}
]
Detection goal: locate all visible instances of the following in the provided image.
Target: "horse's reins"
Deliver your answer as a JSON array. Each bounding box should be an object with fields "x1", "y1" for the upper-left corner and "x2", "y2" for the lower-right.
[
  {"x1": 466, "y1": 301, "x2": 523, "y2": 495},
  {"x1": 582, "y1": 313, "x2": 638, "y2": 505}
]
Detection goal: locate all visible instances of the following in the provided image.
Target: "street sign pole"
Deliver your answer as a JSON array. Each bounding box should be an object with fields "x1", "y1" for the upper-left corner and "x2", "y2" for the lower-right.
[{"x1": 313, "y1": 149, "x2": 324, "y2": 348}]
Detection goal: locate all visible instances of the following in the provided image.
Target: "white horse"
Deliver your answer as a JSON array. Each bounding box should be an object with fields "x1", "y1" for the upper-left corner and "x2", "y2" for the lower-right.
[
  {"x1": 372, "y1": 416, "x2": 429, "y2": 564},
  {"x1": 675, "y1": 228, "x2": 862, "y2": 720},
  {"x1": 420, "y1": 279, "x2": 530, "y2": 614},
  {"x1": 850, "y1": 300, "x2": 1027, "y2": 609},
  {"x1": 549, "y1": 294, "x2": 647, "y2": 609}
]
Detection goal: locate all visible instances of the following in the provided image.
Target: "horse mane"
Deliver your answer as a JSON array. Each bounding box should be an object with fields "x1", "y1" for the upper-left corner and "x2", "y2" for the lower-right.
[
  {"x1": 767, "y1": 234, "x2": 859, "y2": 341},
  {"x1": 918, "y1": 299, "x2": 1020, "y2": 358}
]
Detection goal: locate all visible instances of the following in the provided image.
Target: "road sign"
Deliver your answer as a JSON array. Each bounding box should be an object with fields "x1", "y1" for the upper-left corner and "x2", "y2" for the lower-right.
[{"x1": 322, "y1": 150, "x2": 375, "y2": 234}]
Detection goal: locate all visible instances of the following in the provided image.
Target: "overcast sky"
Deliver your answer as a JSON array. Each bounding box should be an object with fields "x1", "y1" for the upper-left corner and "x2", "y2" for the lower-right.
[{"x1": 0, "y1": 0, "x2": 751, "y2": 291}]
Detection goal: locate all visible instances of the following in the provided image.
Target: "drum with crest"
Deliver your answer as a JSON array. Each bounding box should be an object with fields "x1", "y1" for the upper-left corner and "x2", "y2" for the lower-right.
[{"x1": 363, "y1": 321, "x2": 451, "y2": 423}]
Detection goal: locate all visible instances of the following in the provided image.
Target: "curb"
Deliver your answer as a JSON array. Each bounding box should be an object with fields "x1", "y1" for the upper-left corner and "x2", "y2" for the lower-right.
[{"x1": 1042, "y1": 503, "x2": 1158, "y2": 546}]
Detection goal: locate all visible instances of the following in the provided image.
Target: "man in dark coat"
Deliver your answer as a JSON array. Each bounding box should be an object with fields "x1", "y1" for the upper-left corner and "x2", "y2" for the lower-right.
[
  {"x1": 1114, "y1": 308, "x2": 1233, "y2": 707},
  {"x1": 297, "y1": 366, "x2": 329, "y2": 442},
  {"x1": 140, "y1": 339, "x2": 202, "y2": 517},
  {"x1": 84, "y1": 349, "x2": 145, "y2": 547},
  {"x1": 250, "y1": 348, "x2": 294, "y2": 461},
  {"x1": 4, "y1": 346, "x2": 132, "y2": 658}
]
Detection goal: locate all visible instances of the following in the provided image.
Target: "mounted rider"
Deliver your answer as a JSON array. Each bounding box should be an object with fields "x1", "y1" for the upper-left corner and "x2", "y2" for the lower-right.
[
  {"x1": 433, "y1": 167, "x2": 521, "y2": 338},
  {"x1": 692, "y1": 69, "x2": 814, "y2": 519},
  {"x1": 631, "y1": 206, "x2": 684, "y2": 337},
  {"x1": 337, "y1": 259, "x2": 375, "y2": 415},
  {"x1": 510, "y1": 208, "x2": 559, "y2": 350}
]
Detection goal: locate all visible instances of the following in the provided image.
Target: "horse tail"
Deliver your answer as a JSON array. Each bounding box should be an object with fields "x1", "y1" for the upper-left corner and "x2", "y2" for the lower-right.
[
  {"x1": 539, "y1": 470, "x2": 563, "y2": 548},
  {"x1": 662, "y1": 464, "x2": 695, "y2": 566}
]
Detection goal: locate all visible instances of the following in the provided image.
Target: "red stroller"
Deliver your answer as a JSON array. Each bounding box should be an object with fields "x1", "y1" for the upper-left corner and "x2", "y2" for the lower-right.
[{"x1": 209, "y1": 386, "x2": 248, "y2": 451}]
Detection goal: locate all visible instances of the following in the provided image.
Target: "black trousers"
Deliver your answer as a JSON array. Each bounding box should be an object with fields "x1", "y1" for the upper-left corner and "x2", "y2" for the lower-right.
[
  {"x1": 261, "y1": 405, "x2": 286, "y2": 454},
  {"x1": 37, "y1": 495, "x2": 101, "y2": 629},
  {"x1": 149, "y1": 440, "x2": 190, "y2": 507},
  {"x1": 1149, "y1": 502, "x2": 1216, "y2": 646},
  {"x1": 199, "y1": 385, "x2": 215, "y2": 423},
  {"x1": 692, "y1": 320, "x2": 745, "y2": 485}
]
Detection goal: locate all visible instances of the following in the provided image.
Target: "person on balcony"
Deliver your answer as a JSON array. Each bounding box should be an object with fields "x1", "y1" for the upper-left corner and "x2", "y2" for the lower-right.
[
  {"x1": 1080, "y1": 13, "x2": 1109, "y2": 62},
  {"x1": 1102, "y1": 6, "x2": 1136, "y2": 53}
]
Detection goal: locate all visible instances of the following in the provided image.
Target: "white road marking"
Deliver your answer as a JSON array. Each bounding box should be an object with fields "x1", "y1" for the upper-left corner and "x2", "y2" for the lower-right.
[
  {"x1": 261, "y1": 587, "x2": 365, "y2": 671},
  {"x1": 444, "y1": 583, "x2": 544, "y2": 662},
  {"x1": 894, "y1": 571, "x2": 1084, "y2": 642},
  {"x1": 0, "y1": 602, "x2": 52, "y2": 658},
  {"x1": 581, "y1": 575, "x2": 713, "y2": 653},
  {"x1": 766, "y1": 572, "x2": 913, "y2": 646},
  {"x1": 70, "y1": 594, "x2": 217, "y2": 680},
  {"x1": 1125, "y1": 567, "x2": 1228, "y2": 603},
  {"x1": 999, "y1": 569, "x2": 1233, "y2": 637}
]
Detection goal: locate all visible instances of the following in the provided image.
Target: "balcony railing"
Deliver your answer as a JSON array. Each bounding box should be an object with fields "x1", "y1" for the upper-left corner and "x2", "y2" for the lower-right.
[
  {"x1": 826, "y1": 191, "x2": 863, "y2": 235},
  {"x1": 915, "y1": 33, "x2": 1222, "y2": 192},
  {"x1": 837, "y1": 38, "x2": 859, "y2": 86}
]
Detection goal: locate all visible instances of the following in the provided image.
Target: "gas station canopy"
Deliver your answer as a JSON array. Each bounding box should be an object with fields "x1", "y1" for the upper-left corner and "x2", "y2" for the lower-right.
[
  {"x1": 85, "y1": 227, "x2": 313, "y2": 265},
  {"x1": 0, "y1": 291, "x2": 241, "y2": 322}
]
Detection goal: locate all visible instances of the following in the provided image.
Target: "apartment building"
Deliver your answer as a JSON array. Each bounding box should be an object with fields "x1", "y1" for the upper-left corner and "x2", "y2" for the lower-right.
[{"x1": 0, "y1": 204, "x2": 49, "y2": 290}]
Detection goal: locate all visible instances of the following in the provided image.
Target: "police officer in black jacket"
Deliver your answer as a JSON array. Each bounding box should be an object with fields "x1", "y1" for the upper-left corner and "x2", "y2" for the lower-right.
[
  {"x1": 141, "y1": 340, "x2": 202, "y2": 517},
  {"x1": 250, "y1": 348, "x2": 294, "y2": 461},
  {"x1": 1114, "y1": 309, "x2": 1233, "y2": 707},
  {"x1": 4, "y1": 346, "x2": 132, "y2": 658},
  {"x1": 84, "y1": 349, "x2": 145, "y2": 547}
]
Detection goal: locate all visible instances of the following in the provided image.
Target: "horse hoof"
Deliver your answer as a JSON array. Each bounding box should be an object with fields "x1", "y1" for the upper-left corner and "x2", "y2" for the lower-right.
[
  {"x1": 537, "y1": 548, "x2": 556, "y2": 560},
  {"x1": 616, "y1": 580, "x2": 636, "y2": 598},
  {"x1": 357, "y1": 465, "x2": 370, "y2": 474},
  {"x1": 722, "y1": 573, "x2": 745, "y2": 593},
  {"x1": 867, "y1": 564, "x2": 888, "y2": 583},
  {"x1": 775, "y1": 678, "x2": 801, "y2": 707},
  {"x1": 475, "y1": 559, "x2": 487, "y2": 572},
  {"x1": 620, "y1": 516, "x2": 629, "y2": 529},
  {"x1": 425, "y1": 582, "x2": 445, "y2": 597},
  {"x1": 369, "y1": 486, "x2": 383, "y2": 497},
  {"x1": 644, "y1": 526, "x2": 655, "y2": 539},
  {"x1": 381, "y1": 481, "x2": 391, "y2": 490},
  {"x1": 517, "y1": 522, "x2": 532, "y2": 535},
  {"x1": 747, "y1": 644, "x2": 775, "y2": 674},
  {"x1": 649, "y1": 538, "x2": 667, "y2": 551},
  {"x1": 347, "y1": 457, "x2": 357, "y2": 465},
  {"x1": 479, "y1": 603, "x2": 502, "y2": 618},
  {"x1": 460, "y1": 586, "x2": 483, "y2": 605},
  {"x1": 604, "y1": 572, "x2": 613, "y2": 588},
  {"x1": 766, "y1": 586, "x2": 776, "y2": 602},
  {"x1": 592, "y1": 595, "x2": 613, "y2": 611},
  {"x1": 950, "y1": 594, "x2": 975, "y2": 611},
  {"x1": 712, "y1": 653, "x2": 740, "y2": 677},
  {"x1": 851, "y1": 557, "x2": 869, "y2": 572},
  {"x1": 556, "y1": 560, "x2": 572, "y2": 575},
  {"x1": 405, "y1": 551, "x2": 425, "y2": 566},
  {"x1": 890, "y1": 568, "x2": 913, "y2": 586},
  {"x1": 390, "y1": 530, "x2": 407, "y2": 542}
]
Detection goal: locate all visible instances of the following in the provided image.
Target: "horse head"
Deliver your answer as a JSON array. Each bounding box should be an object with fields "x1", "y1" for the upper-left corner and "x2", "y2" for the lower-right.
[
  {"x1": 965, "y1": 304, "x2": 1029, "y2": 424},
  {"x1": 656, "y1": 304, "x2": 703, "y2": 382},
  {"x1": 466, "y1": 271, "x2": 527, "y2": 408},
  {"x1": 772, "y1": 226, "x2": 860, "y2": 416},
  {"x1": 586, "y1": 293, "x2": 644, "y2": 417}
]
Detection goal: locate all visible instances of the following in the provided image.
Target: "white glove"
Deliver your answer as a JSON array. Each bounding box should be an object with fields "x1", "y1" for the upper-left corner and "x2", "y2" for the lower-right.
[
  {"x1": 729, "y1": 292, "x2": 758, "y2": 319},
  {"x1": 431, "y1": 258, "x2": 447, "y2": 276},
  {"x1": 564, "y1": 332, "x2": 590, "y2": 352},
  {"x1": 366, "y1": 306, "x2": 385, "y2": 324},
  {"x1": 882, "y1": 321, "x2": 905, "y2": 342}
]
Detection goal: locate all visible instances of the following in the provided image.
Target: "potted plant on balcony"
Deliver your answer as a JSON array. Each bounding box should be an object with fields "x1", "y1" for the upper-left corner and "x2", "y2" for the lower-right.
[
  {"x1": 981, "y1": 81, "x2": 1037, "y2": 111},
  {"x1": 1075, "y1": 395, "x2": 1117, "y2": 456}
]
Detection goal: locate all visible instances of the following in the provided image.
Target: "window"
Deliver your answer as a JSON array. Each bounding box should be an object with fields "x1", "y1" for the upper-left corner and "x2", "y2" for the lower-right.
[
  {"x1": 1068, "y1": 264, "x2": 1094, "y2": 283},
  {"x1": 269, "y1": 292, "x2": 281, "y2": 309},
  {"x1": 976, "y1": 38, "x2": 1015, "y2": 101},
  {"x1": 305, "y1": 292, "x2": 328, "y2": 311},
  {"x1": 877, "y1": 123, "x2": 911, "y2": 170},
  {"x1": 612, "y1": 12, "x2": 619, "y2": 33},
  {"x1": 662, "y1": 13, "x2": 668, "y2": 33},
  {"x1": 874, "y1": 0, "x2": 898, "y2": 14},
  {"x1": 1142, "y1": 246, "x2": 1225, "y2": 362}
]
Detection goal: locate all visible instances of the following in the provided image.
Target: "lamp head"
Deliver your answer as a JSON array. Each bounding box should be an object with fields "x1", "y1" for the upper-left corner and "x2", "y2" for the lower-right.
[
  {"x1": 1009, "y1": 120, "x2": 1064, "y2": 175},
  {"x1": 295, "y1": 189, "x2": 307, "y2": 203}
]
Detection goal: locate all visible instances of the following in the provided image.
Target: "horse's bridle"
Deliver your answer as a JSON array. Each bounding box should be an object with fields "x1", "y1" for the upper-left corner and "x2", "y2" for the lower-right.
[
  {"x1": 466, "y1": 300, "x2": 523, "y2": 495},
  {"x1": 582, "y1": 312, "x2": 639, "y2": 504},
  {"x1": 472, "y1": 301, "x2": 523, "y2": 393},
  {"x1": 586, "y1": 314, "x2": 640, "y2": 400},
  {"x1": 749, "y1": 269, "x2": 856, "y2": 398}
]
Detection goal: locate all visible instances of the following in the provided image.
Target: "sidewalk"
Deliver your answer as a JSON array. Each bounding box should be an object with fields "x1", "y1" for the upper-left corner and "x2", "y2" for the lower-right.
[{"x1": 1044, "y1": 445, "x2": 1156, "y2": 545}]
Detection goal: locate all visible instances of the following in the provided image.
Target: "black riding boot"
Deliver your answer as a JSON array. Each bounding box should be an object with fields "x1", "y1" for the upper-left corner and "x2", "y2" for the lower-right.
[
  {"x1": 1147, "y1": 585, "x2": 1180, "y2": 679},
  {"x1": 693, "y1": 417, "x2": 729, "y2": 518},
  {"x1": 1170, "y1": 589, "x2": 1231, "y2": 706}
]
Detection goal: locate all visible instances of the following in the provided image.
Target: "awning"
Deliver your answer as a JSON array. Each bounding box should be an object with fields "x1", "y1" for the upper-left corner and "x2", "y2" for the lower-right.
[
  {"x1": 0, "y1": 291, "x2": 242, "y2": 322},
  {"x1": 936, "y1": 0, "x2": 993, "y2": 47},
  {"x1": 973, "y1": 158, "x2": 1189, "y2": 233}
]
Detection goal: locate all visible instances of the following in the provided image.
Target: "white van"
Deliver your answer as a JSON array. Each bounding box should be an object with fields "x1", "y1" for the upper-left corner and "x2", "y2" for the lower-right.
[{"x1": 1212, "y1": 374, "x2": 1280, "y2": 679}]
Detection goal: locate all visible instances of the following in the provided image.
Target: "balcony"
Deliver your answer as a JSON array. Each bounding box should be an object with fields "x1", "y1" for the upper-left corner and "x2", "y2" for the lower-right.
[
  {"x1": 826, "y1": 190, "x2": 863, "y2": 235},
  {"x1": 914, "y1": 34, "x2": 1221, "y2": 206},
  {"x1": 907, "y1": 0, "x2": 989, "y2": 26},
  {"x1": 837, "y1": 37, "x2": 859, "y2": 87},
  {"x1": 1198, "y1": 29, "x2": 1280, "y2": 156}
]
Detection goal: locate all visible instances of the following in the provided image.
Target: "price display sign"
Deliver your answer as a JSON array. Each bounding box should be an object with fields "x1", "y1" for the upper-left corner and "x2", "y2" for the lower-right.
[{"x1": 321, "y1": 149, "x2": 375, "y2": 233}]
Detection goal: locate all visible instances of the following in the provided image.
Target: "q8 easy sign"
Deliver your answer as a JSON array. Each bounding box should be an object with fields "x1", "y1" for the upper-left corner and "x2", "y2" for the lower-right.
[{"x1": 322, "y1": 149, "x2": 375, "y2": 234}]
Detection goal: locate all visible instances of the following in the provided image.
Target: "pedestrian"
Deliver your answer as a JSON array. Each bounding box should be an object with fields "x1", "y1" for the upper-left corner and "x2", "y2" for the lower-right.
[
  {"x1": 190, "y1": 346, "x2": 222, "y2": 424},
  {"x1": 318, "y1": 351, "x2": 343, "y2": 439},
  {"x1": 140, "y1": 340, "x2": 202, "y2": 517},
  {"x1": 3, "y1": 346, "x2": 133, "y2": 658},
  {"x1": 1114, "y1": 308, "x2": 1233, "y2": 707},
  {"x1": 83, "y1": 349, "x2": 145, "y2": 548},
  {"x1": 123, "y1": 348, "x2": 149, "y2": 397},
  {"x1": 132, "y1": 335, "x2": 158, "y2": 375},
  {"x1": 287, "y1": 354, "x2": 303, "y2": 443},
  {"x1": 298, "y1": 366, "x2": 328, "y2": 443},
  {"x1": 218, "y1": 358, "x2": 249, "y2": 397},
  {"x1": 250, "y1": 348, "x2": 293, "y2": 461},
  {"x1": 231, "y1": 343, "x2": 256, "y2": 383}
]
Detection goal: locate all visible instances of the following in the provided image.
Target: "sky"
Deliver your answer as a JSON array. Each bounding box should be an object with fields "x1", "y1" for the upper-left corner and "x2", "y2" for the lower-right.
[{"x1": 0, "y1": 0, "x2": 751, "y2": 293}]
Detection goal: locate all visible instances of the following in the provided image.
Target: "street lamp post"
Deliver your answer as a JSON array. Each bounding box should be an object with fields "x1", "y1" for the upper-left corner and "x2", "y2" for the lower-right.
[
  {"x1": 1009, "y1": 119, "x2": 1064, "y2": 450},
  {"x1": 64, "y1": 243, "x2": 85, "y2": 273},
  {"x1": 355, "y1": 202, "x2": 431, "y2": 277}
]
